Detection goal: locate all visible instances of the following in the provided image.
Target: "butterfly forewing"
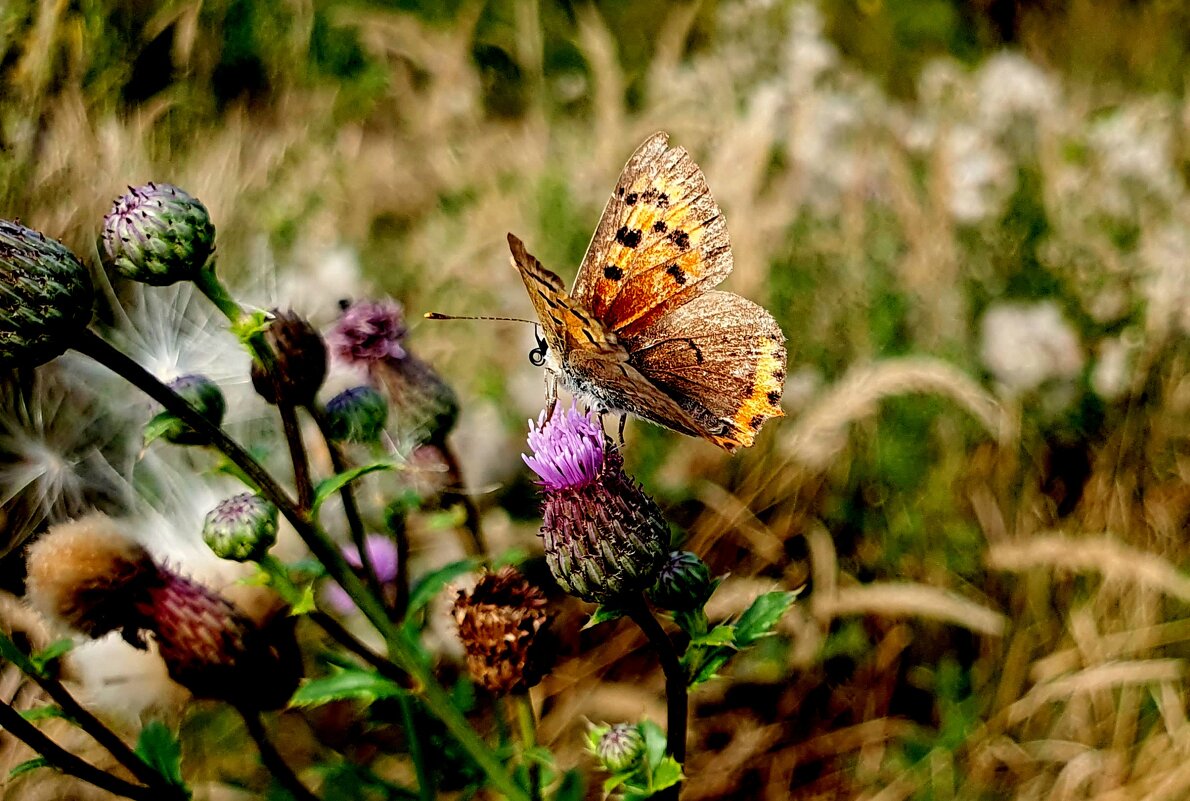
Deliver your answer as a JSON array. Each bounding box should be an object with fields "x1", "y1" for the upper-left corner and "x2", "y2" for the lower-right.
[{"x1": 572, "y1": 132, "x2": 733, "y2": 340}]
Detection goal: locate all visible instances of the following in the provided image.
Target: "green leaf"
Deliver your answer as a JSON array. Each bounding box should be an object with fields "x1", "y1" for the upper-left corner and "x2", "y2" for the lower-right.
[
  {"x1": 639, "y1": 720, "x2": 668, "y2": 772},
  {"x1": 602, "y1": 772, "x2": 631, "y2": 796},
  {"x1": 288, "y1": 669, "x2": 405, "y2": 708},
  {"x1": 232, "y1": 310, "x2": 272, "y2": 343},
  {"x1": 29, "y1": 639, "x2": 74, "y2": 675},
  {"x1": 672, "y1": 608, "x2": 709, "y2": 640},
  {"x1": 734, "y1": 591, "x2": 796, "y2": 648},
  {"x1": 649, "y1": 756, "x2": 684, "y2": 792},
  {"x1": 689, "y1": 625, "x2": 736, "y2": 648},
  {"x1": 552, "y1": 768, "x2": 585, "y2": 801},
  {"x1": 8, "y1": 757, "x2": 50, "y2": 779},
  {"x1": 406, "y1": 558, "x2": 481, "y2": 617},
  {"x1": 313, "y1": 461, "x2": 398, "y2": 514},
  {"x1": 19, "y1": 705, "x2": 67, "y2": 723},
  {"x1": 135, "y1": 721, "x2": 185, "y2": 789},
  {"x1": 583, "y1": 604, "x2": 627, "y2": 630},
  {"x1": 142, "y1": 411, "x2": 178, "y2": 446},
  {"x1": 0, "y1": 632, "x2": 36, "y2": 674},
  {"x1": 685, "y1": 648, "x2": 734, "y2": 688}
]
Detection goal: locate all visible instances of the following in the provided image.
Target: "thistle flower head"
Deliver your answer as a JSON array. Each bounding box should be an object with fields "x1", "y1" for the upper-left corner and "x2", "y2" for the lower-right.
[
  {"x1": 249, "y1": 308, "x2": 327, "y2": 406},
  {"x1": 202, "y1": 492, "x2": 279, "y2": 562},
  {"x1": 26, "y1": 514, "x2": 300, "y2": 709},
  {"x1": 325, "y1": 385, "x2": 388, "y2": 443},
  {"x1": 101, "y1": 183, "x2": 215, "y2": 286},
  {"x1": 452, "y1": 567, "x2": 550, "y2": 695},
  {"x1": 328, "y1": 299, "x2": 407, "y2": 365},
  {"x1": 525, "y1": 404, "x2": 667, "y2": 602},
  {"x1": 593, "y1": 722, "x2": 646, "y2": 774},
  {"x1": 522, "y1": 402, "x2": 605, "y2": 491},
  {"x1": 648, "y1": 550, "x2": 714, "y2": 611},
  {"x1": 146, "y1": 373, "x2": 226, "y2": 446},
  {"x1": 0, "y1": 219, "x2": 94, "y2": 370}
]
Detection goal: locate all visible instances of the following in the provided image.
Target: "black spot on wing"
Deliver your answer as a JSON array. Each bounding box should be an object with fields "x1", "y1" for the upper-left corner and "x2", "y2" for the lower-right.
[
  {"x1": 652, "y1": 220, "x2": 668, "y2": 234},
  {"x1": 603, "y1": 265, "x2": 623, "y2": 281},
  {"x1": 616, "y1": 226, "x2": 643, "y2": 249},
  {"x1": 625, "y1": 192, "x2": 638, "y2": 205},
  {"x1": 665, "y1": 264, "x2": 687, "y2": 285},
  {"x1": 668, "y1": 229, "x2": 690, "y2": 250},
  {"x1": 749, "y1": 415, "x2": 764, "y2": 430},
  {"x1": 767, "y1": 390, "x2": 781, "y2": 405},
  {"x1": 656, "y1": 193, "x2": 670, "y2": 208}
]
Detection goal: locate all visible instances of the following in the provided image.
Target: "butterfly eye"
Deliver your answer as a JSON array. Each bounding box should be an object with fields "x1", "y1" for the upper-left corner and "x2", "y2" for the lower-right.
[{"x1": 528, "y1": 327, "x2": 548, "y2": 367}]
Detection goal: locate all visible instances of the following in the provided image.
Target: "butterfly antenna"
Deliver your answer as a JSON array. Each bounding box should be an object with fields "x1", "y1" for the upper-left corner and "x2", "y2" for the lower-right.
[{"x1": 423, "y1": 312, "x2": 537, "y2": 324}]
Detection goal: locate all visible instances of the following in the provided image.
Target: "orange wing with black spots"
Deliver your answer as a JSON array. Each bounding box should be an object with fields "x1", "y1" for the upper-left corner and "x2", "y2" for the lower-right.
[{"x1": 571, "y1": 132, "x2": 733, "y2": 340}]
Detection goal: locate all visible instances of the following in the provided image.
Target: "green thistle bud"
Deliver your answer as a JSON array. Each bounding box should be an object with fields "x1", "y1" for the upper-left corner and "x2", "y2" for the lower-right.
[
  {"x1": 595, "y1": 723, "x2": 646, "y2": 774},
  {"x1": 0, "y1": 220, "x2": 93, "y2": 370},
  {"x1": 325, "y1": 386, "x2": 388, "y2": 444},
  {"x1": 202, "y1": 493, "x2": 279, "y2": 562},
  {"x1": 102, "y1": 183, "x2": 215, "y2": 286},
  {"x1": 249, "y1": 309, "x2": 328, "y2": 406},
  {"x1": 146, "y1": 374, "x2": 226, "y2": 446},
  {"x1": 648, "y1": 551, "x2": 714, "y2": 611}
]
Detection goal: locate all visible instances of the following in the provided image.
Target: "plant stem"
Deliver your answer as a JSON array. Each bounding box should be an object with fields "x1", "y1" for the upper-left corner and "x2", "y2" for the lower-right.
[
  {"x1": 626, "y1": 596, "x2": 687, "y2": 799},
  {"x1": 276, "y1": 392, "x2": 315, "y2": 511},
  {"x1": 0, "y1": 699, "x2": 169, "y2": 801},
  {"x1": 72, "y1": 330, "x2": 529, "y2": 801},
  {"x1": 238, "y1": 708, "x2": 319, "y2": 801},
  {"x1": 434, "y1": 436, "x2": 486, "y2": 557},
  {"x1": 397, "y1": 693, "x2": 435, "y2": 801},
  {"x1": 307, "y1": 610, "x2": 410, "y2": 688},
  {"x1": 512, "y1": 693, "x2": 542, "y2": 801},
  {"x1": 0, "y1": 633, "x2": 179, "y2": 794},
  {"x1": 311, "y1": 405, "x2": 387, "y2": 609}
]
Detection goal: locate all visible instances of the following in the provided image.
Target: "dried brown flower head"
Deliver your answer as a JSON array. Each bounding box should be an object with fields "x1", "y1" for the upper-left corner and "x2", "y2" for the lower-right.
[{"x1": 452, "y1": 567, "x2": 550, "y2": 695}]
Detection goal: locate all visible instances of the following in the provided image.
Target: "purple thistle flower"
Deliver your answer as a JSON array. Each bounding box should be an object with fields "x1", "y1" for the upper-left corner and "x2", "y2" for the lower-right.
[
  {"x1": 322, "y1": 534, "x2": 400, "y2": 615},
  {"x1": 524, "y1": 403, "x2": 667, "y2": 602},
  {"x1": 328, "y1": 299, "x2": 407, "y2": 365},
  {"x1": 522, "y1": 402, "x2": 605, "y2": 491}
]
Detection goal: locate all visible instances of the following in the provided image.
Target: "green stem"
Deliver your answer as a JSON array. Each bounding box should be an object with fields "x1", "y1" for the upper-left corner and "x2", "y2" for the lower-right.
[
  {"x1": 397, "y1": 693, "x2": 435, "y2": 801},
  {"x1": 625, "y1": 596, "x2": 687, "y2": 801},
  {"x1": 434, "y1": 436, "x2": 486, "y2": 557},
  {"x1": 0, "y1": 633, "x2": 180, "y2": 795},
  {"x1": 238, "y1": 707, "x2": 319, "y2": 801},
  {"x1": 72, "y1": 330, "x2": 528, "y2": 801},
  {"x1": 512, "y1": 694, "x2": 542, "y2": 801},
  {"x1": 0, "y1": 699, "x2": 171, "y2": 801},
  {"x1": 311, "y1": 406, "x2": 387, "y2": 609}
]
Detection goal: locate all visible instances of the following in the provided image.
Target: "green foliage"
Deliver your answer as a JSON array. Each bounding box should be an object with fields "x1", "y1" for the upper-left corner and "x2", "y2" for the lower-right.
[
  {"x1": 685, "y1": 591, "x2": 797, "y2": 688},
  {"x1": 289, "y1": 669, "x2": 405, "y2": 708},
  {"x1": 312, "y1": 461, "x2": 399, "y2": 514},
  {"x1": 135, "y1": 721, "x2": 186, "y2": 791},
  {"x1": 8, "y1": 757, "x2": 50, "y2": 780}
]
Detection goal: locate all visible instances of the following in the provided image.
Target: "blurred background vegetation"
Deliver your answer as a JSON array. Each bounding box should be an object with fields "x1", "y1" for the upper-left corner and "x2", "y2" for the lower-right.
[{"x1": 1, "y1": 0, "x2": 1189, "y2": 799}]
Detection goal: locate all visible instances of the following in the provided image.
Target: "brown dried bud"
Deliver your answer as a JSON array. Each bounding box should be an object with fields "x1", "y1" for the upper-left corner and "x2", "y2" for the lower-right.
[
  {"x1": 250, "y1": 308, "x2": 327, "y2": 406},
  {"x1": 452, "y1": 567, "x2": 550, "y2": 695}
]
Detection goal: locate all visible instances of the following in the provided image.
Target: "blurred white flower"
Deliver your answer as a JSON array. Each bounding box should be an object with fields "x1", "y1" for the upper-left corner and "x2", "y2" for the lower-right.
[
  {"x1": 975, "y1": 52, "x2": 1058, "y2": 133},
  {"x1": 790, "y1": 91, "x2": 866, "y2": 204},
  {"x1": 1089, "y1": 101, "x2": 1184, "y2": 214},
  {"x1": 1138, "y1": 221, "x2": 1190, "y2": 337},
  {"x1": 1091, "y1": 334, "x2": 1138, "y2": 401},
  {"x1": 783, "y1": 4, "x2": 838, "y2": 96},
  {"x1": 940, "y1": 124, "x2": 1013, "y2": 223},
  {"x1": 979, "y1": 301, "x2": 1085, "y2": 393}
]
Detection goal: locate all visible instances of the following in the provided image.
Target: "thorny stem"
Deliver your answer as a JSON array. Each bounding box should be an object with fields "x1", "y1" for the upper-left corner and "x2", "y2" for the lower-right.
[
  {"x1": 238, "y1": 708, "x2": 320, "y2": 801},
  {"x1": 397, "y1": 692, "x2": 435, "y2": 801},
  {"x1": 626, "y1": 595, "x2": 687, "y2": 799},
  {"x1": 512, "y1": 693, "x2": 543, "y2": 801},
  {"x1": 72, "y1": 330, "x2": 530, "y2": 801},
  {"x1": 311, "y1": 405, "x2": 387, "y2": 610},
  {"x1": 0, "y1": 698, "x2": 178, "y2": 801},
  {"x1": 0, "y1": 632, "x2": 178, "y2": 794}
]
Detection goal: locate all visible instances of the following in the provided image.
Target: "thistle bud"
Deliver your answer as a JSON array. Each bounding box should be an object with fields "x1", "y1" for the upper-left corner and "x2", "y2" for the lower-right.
[
  {"x1": 325, "y1": 385, "x2": 387, "y2": 443},
  {"x1": 147, "y1": 374, "x2": 226, "y2": 445},
  {"x1": 26, "y1": 515, "x2": 300, "y2": 709},
  {"x1": 523, "y1": 403, "x2": 668, "y2": 602},
  {"x1": 249, "y1": 309, "x2": 327, "y2": 406},
  {"x1": 0, "y1": 220, "x2": 94, "y2": 370},
  {"x1": 102, "y1": 183, "x2": 215, "y2": 285},
  {"x1": 452, "y1": 567, "x2": 550, "y2": 695},
  {"x1": 202, "y1": 493, "x2": 279, "y2": 562},
  {"x1": 593, "y1": 723, "x2": 646, "y2": 774},
  {"x1": 648, "y1": 551, "x2": 714, "y2": 612}
]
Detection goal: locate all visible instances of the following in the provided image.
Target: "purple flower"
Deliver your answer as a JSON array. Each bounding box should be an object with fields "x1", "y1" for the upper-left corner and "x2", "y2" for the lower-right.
[
  {"x1": 328, "y1": 299, "x2": 407, "y2": 365},
  {"x1": 321, "y1": 534, "x2": 400, "y2": 615},
  {"x1": 522, "y1": 402, "x2": 605, "y2": 491},
  {"x1": 523, "y1": 403, "x2": 667, "y2": 602}
]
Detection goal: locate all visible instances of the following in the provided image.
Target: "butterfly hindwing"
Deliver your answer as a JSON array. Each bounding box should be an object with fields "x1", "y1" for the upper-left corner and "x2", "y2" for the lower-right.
[
  {"x1": 572, "y1": 132, "x2": 733, "y2": 340},
  {"x1": 627, "y1": 291, "x2": 786, "y2": 451}
]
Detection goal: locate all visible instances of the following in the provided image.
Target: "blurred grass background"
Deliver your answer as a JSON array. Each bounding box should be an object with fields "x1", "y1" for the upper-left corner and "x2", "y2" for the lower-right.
[{"x1": 1, "y1": 0, "x2": 1189, "y2": 799}]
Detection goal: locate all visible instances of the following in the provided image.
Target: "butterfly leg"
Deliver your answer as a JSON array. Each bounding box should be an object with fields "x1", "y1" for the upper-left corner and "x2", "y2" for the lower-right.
[
  {"x1": 617, "y1": 414, "x2": 627, "y2": 446},
  {"x1": 544, "y1": 372, "x2": 559, "y2": 420}
]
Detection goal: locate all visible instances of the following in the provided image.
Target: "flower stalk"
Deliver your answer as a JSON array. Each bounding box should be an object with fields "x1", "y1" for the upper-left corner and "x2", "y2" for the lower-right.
[{"x1": 625, "y1": 595, "x2": 687, "y2": 799}]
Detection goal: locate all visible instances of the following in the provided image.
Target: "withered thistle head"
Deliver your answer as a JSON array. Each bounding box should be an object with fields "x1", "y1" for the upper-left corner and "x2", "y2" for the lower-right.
[
  {"x1": 25, "y1": 515, "x2": 300, "y2": 709},
  {"x1": 249, "y1": 308, "x2": 327, "y2": 406},
  {"x1": 0, "y1": 220, "x2": 94, "y2": 370},
  {"x1": 523, "y1": 403, "x2": 668, "y2": 602},
  {"x1": 452, "y1": 567, "x2": 550, "y2": 695}
]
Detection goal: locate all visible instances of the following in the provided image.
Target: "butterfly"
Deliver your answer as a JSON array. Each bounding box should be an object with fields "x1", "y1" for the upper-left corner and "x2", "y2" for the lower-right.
[{"x1": 506, "y1": 132, "x2": 787, "y2": 452}]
